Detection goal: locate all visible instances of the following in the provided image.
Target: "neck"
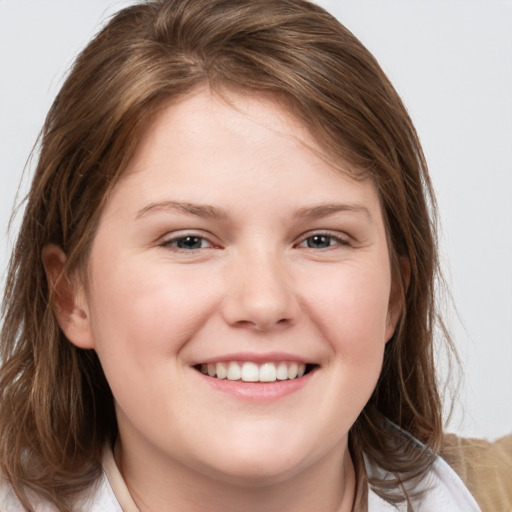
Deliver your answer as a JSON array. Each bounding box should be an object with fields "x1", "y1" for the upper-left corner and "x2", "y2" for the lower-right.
[{"x1": 115, "y1": 438, "x2": 356, "y2": 512}]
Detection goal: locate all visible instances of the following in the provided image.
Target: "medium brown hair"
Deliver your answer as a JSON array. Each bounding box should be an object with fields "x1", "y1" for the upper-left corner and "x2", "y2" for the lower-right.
[{"x1": 1, "y1": 0, "x2": 449, "y2": 509}]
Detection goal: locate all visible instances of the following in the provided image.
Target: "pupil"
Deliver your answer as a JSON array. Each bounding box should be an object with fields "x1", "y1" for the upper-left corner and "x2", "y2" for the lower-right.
[
  {"x1": 308, "y1": 235, "x2": 330, "y2": 248},
  {"x1": 177, "y1": 236, "x2": 202, "y2": 249}
]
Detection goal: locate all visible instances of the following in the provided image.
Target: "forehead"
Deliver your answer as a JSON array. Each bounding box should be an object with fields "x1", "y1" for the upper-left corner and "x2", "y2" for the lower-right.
[{"x1": 124, "y1": 86, "x2": 364, "y2": 180}]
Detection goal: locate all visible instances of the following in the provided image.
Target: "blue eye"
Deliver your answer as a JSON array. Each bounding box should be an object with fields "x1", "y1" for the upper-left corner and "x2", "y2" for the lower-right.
[
  {"x1": 164, "y1": 236, "x2": 211, "y2": 250},
  {"x1": 300, "y1": 234, "x2": 348, "y2": 249}
]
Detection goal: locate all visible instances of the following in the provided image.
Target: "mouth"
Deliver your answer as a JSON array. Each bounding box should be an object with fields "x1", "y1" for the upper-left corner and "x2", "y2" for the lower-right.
[{"x1": 194, "y1": 361, "x2": 318, "y2": 383}]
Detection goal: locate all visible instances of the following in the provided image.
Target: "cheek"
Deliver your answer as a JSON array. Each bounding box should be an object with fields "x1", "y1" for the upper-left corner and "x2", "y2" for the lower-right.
[
  {"x1": 299, "y1": 261, "x2": 392, "y2": 356},
  {"x1": 87, "y1": 259, "x2": 219, "y2": 362}
]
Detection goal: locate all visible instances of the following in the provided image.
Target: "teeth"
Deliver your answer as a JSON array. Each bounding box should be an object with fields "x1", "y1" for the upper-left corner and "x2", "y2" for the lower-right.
[
  {"x1": 276, "y1": 362, "x2": 288, "y2": 380},
  {"x1": 199, "y1": 361, "x2": 309, "y2": 382},
  {"x1": 288, "y1": 362, "x2": 298, "y2": 379},
  {"x1": 216, "y1": 362, "x2": 227, "y2": 379},
  {"x1": 241, "y1": 362, "x2": 259, "y2": 382},
  {"x1": 227, "y1": 361, "x2": 242, "y2": 381},
  {"x1": 259, "y1": 362, "x2": 277, "y2": 382}
]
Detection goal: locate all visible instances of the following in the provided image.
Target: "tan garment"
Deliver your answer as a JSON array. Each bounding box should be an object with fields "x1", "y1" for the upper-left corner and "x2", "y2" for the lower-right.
[{"x1": 441, "y1": 433, "x2": 512, "y2": 512}]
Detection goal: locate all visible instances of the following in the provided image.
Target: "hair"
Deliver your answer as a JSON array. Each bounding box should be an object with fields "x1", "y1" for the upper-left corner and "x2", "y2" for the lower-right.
[{"x1": 0, "y1": 0, "x2": 452, "y2": 510}]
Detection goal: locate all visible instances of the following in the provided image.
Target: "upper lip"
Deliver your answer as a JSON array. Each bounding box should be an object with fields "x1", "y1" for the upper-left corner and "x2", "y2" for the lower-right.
[{"x1": 189, "y1": 351, "x2": 317, "y2": 366}]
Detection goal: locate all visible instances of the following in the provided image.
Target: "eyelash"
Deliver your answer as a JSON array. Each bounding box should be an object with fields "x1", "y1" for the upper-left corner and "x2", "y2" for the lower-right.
[
  {"x1": 160, "y1": 231, "x2": 351, "y2": 252},
  {"x1": 160, "y1": 233, "x2": 215, "y2": 252},
  {"x1": 296, "y1": 232, "x2": 351, "y2": 250}
]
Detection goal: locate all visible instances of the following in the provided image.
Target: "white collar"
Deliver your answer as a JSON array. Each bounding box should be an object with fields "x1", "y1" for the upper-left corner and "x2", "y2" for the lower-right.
[
  {"x1": 365, "y1": 453, "x2": 481, "y2": 511},
  {"x1": 102, "y1": 446, "x2": 140, "y2": 512}
]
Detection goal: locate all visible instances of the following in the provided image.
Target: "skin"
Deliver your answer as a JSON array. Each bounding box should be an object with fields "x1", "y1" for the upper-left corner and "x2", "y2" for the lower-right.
[{"x1": 45, "y1": 87, "x2": 402, "y2": 512}]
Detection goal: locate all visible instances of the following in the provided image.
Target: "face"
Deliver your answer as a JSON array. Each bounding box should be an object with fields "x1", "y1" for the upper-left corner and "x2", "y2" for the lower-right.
[{"x1": 58, "y1": 88, "x2": 399, "y2": 486}]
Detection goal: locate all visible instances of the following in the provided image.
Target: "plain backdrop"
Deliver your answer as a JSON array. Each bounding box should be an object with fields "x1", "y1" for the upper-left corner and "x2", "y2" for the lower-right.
[{"x1": 0, "y1": 0, "x2": 511, "y2": 440}]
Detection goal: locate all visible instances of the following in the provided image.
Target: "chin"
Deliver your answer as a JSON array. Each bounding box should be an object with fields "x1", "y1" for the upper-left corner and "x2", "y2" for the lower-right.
[
  {"x1": 203, "y1": 458, "x2": 307, "y2": 488},
  {"x1": 192, "y1": 436, "x2": 315, "y2": 487}
]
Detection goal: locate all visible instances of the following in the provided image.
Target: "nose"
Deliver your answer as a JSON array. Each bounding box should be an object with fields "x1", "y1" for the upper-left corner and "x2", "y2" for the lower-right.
[{"x1": 221, "y1": 248, "x2": 298, "y2": 331}]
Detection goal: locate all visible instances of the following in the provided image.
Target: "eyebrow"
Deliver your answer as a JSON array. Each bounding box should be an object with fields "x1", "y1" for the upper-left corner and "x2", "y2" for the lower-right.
[
  {"x1": 135, "y1": 200, "x2": 372, "y2": 222},
  {"x1": 136, "y1": 200, "x2": 229, "y2": 220},
  {"x1": 295, "y1": 203, "x2": 374, "y2": 222}
]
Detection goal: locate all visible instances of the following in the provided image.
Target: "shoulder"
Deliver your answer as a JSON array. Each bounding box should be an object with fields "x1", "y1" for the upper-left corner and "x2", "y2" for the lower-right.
[
  {"x1": 0, "y1": 471, "x2": 122, "y2": 512},
  {"x1": 74, "y1": 471, "x2": 124, "y2": 512},
  {"x1": 366, "y1": 454, "x2": 481, "y2": 512},
  {"x1": 0, "y1": 478, "x2": 27, "y2": 512},
  {"x1": 0, "y1": 476, "x2": 58, "y2": 512},
  {"x1": 441, "y1": 432, "x2": 512, "y2": 512},
  {"x1": 365, "y1": 421, "x2": 481, "y2": 512}
]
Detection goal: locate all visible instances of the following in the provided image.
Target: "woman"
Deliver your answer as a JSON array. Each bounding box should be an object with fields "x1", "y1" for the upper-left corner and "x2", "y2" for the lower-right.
[{"x1": 0, "y1": 0, "x2": 497, "y2": 510}]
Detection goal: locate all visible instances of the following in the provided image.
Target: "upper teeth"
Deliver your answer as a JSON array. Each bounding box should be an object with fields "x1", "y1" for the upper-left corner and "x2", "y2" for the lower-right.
[{"x1": 200, "y1": 361, "x2": 307, "y2": 382}]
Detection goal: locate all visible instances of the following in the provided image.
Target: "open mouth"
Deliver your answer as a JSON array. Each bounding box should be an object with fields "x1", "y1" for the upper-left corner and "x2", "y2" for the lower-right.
[{"x1": 194, "y1": 361, "x2": 317, "y2": 383}]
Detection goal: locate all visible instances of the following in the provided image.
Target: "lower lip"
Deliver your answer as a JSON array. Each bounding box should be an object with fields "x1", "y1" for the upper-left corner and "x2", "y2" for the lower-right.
[{"x1": 196, "y1": 369, "x2": 316, "y2": 401}]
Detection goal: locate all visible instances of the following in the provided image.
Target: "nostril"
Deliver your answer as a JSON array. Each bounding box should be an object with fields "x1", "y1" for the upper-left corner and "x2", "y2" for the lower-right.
[{"x1": 232, "y1": 317, "x2": 292, "y2": 332}]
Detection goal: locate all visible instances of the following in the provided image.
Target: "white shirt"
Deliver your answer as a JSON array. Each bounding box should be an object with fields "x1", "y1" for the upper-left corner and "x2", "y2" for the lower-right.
[{"x1": 366, "y1": 454, "x2": 481, "y2": 511}]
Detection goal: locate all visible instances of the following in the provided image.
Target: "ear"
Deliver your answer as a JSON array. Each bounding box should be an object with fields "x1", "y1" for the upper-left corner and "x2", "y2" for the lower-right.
[
  {"x1": 385, "y1": 256, "x2": 411, "y2": 342},
  {"x1": 42, "y1": 244, "x2": 95, "y2": 349}
]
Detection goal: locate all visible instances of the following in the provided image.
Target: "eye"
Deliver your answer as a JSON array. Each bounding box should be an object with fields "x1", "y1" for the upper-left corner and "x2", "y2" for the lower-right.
[
  {"x1": 162, "y1": 235, "x2": 213, "y2": 251},
  {"x1": 298, "y1": 233, "x2": 349, "y2": 249}
]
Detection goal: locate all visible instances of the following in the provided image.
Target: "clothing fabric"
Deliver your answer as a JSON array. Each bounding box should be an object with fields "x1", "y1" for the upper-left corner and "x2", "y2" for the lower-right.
[
  {"x1": 366, "y1": 453, "x2": 481, "y2": 511},
  {"x1": 0, "y1": 431, "x2": 497, "y2": 512},
  {"x1": 441, "y1": 432, "x2": 512, "y2": 512}
]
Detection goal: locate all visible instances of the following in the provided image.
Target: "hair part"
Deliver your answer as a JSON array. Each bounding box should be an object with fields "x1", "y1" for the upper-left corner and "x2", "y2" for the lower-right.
[{"x1": 0, "y1": 0, "x2": 452, "y2": 509}]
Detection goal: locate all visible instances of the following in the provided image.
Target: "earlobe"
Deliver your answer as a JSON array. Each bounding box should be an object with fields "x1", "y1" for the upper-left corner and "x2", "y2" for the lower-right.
[{"x1": 42, "y1": 244, "x2": 95, "y2": 349}]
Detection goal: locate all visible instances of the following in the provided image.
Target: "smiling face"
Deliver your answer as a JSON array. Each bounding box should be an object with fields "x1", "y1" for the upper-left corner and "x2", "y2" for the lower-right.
[{"x1": 53, "y1": 88, "x2": 400, "y2": 492}]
